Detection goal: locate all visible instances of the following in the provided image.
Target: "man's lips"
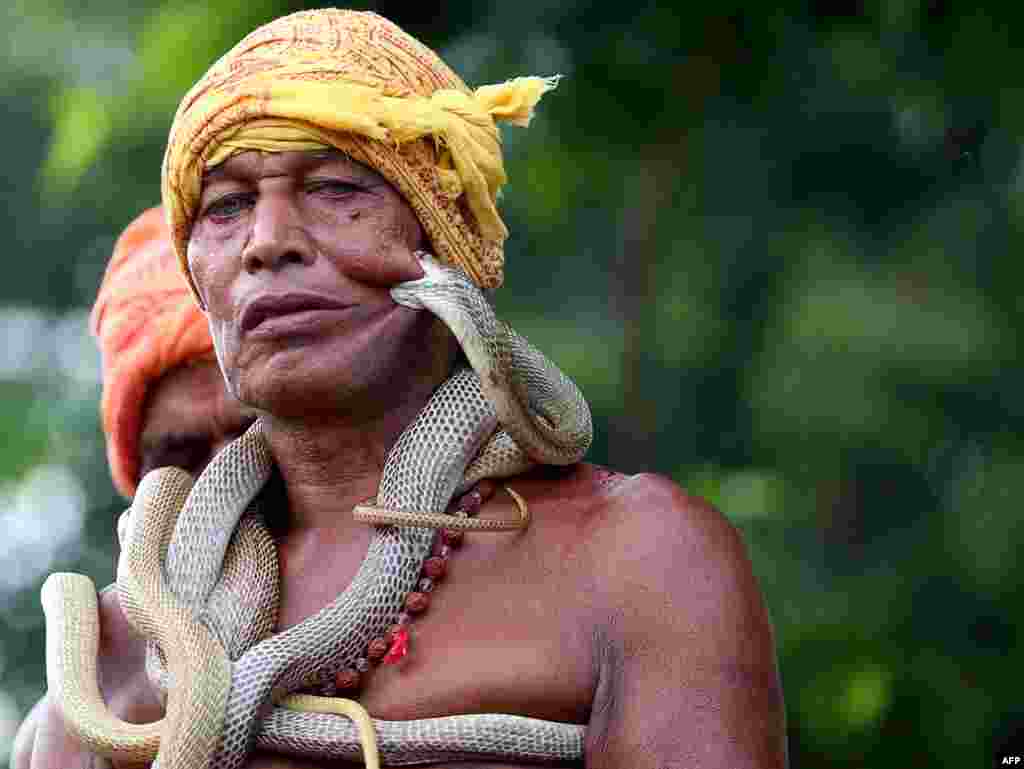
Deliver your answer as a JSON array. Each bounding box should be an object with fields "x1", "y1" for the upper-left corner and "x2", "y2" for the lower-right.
[{"x1": 239, "y1": 293, "x2": 354, "y2": 334}]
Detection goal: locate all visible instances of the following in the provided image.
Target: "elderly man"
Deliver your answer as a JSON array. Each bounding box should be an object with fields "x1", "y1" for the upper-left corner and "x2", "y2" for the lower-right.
[
  {"x1": 14, "y1": 207, "x2": 254, "y2": 769},
  {"x1": 32, "y1": 9, "x2": 786, "y2": 769}
]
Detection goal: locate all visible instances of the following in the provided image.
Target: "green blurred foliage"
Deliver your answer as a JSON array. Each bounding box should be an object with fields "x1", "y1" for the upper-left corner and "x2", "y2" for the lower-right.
[{"x1": 0, "y1": 1, "x2": 1021, "y2": 766}]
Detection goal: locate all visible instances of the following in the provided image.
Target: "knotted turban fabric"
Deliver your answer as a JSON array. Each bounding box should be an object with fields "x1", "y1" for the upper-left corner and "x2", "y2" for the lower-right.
[
  {"x1": 161, "y1": 8, "x2": 557, "y2": 299},
  {"x1": 90, "y1": 206, "x2": 215, "y2": 498}
]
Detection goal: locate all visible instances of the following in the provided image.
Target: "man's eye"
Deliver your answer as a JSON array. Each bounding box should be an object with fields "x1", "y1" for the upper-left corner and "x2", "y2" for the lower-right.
[
  {"x1": 203, "y1": 193, "x2": 253, "y2": 221},
  {"x1": 307, "y1": 180, "x2": 359, "y2": 198}
]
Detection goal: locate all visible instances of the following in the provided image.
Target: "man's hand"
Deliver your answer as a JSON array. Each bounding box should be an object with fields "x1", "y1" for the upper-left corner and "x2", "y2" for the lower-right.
[
  {"x1": 18, "y1": 586, "x2": 159, "y2": 769},
  {"x1": 10, "y1": 694, "x2": 114, "y2": 769}
]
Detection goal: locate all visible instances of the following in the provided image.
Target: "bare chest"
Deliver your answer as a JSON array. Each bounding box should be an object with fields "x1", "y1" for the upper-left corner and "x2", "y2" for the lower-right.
[
  {"x1": 114, "y1": 536, "x2": 594, "y2": 769},
  {"x1": 243, "y1": 523, "x2": 596, "y2": 769},
  {"x1": 276, "y1": 525, "x2": 597, "y2": 727},
  {"x1": 113, "y1": 485, "x2": 604, "y2": 769}
]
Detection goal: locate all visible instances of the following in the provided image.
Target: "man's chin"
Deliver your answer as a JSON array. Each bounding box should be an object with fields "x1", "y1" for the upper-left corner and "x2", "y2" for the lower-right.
[{"x1": 235, "y1": 354, "x2": 387, "y2": 421}]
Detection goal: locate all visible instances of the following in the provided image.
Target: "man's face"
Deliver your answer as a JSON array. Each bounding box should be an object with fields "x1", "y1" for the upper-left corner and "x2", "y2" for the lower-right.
[
  {"x1": 186, "y1": 149, "x2": 451, "y2": 417},
  {"x1": 138, "y1": 360, "x2": 257, "y2": 478}
]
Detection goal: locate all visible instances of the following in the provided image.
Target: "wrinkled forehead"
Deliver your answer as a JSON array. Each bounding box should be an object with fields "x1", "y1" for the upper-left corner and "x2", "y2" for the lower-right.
[{"x1": 200, "y1": 148, "x2": 387, "y2": 187}]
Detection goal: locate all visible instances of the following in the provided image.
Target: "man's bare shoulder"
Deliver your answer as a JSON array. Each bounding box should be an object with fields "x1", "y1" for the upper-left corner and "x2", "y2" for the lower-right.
[
  {"x1": 593, "y1": 469, "x2": 750, "y2": 563},
  {"x1": 528, "y1": 468, "x2": 786, "y2": 767},
  {"x1": 506, "y1": 463, "x2": 767, "y2": 620},
  {"x1": 575, "y1": 469, "x2": 767, "y2": 617},
  {"x1": 520, "y1": 465, "x2": 750, "y2": 570}
]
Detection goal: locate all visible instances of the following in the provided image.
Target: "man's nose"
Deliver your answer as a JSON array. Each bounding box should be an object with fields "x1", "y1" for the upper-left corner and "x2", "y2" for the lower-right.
[{"x1": 241, "y1": 195, "x2": 315, "y2": 274}]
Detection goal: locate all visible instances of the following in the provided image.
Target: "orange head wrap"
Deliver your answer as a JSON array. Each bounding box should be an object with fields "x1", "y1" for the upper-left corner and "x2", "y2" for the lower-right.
[
  {"x1": 161, "y1": 8, "x2": 557, "y2": 300},
  {"x1": 90, "y1": 206, "x2": 214, "y2": 498}
]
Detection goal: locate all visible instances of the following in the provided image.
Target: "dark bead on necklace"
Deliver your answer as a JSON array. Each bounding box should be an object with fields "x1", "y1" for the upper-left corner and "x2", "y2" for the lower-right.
[
  {"x1": 441, "y1": 528, "x2": 464, "y2": 547},
  {"x1": 334, "y1": 668, "x2": 361, "y2": 690},
  {"x1": 404, "y1": 591, "x2": 430, "y2": 613},
  {"x1": 367, "y1": 637, "x2": 390, "y2": 660},
  {"x1": 423, "y1": 555, "x2": 447, "y2": 579}
]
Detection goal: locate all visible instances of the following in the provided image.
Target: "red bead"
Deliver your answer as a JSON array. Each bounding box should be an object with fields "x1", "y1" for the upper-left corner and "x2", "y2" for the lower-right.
[
  {"x1": 404, "y1": 591, "x2": 430, "y2": 613},
  {"x1": 441, "y1": 528, "x2": 463, "y2": 547},
  {"x1": 334, "y1": 668, "x2": 361, "y2": 690},
  {"x1": 367, "y1": 637, "x2": 390, "y2": 660},
  {"x1": 382, "y1": 626, "x2": 410, "y2": 664},
  {"x1": 423, "y1": 556, "x2": 447, "y2": 579}
]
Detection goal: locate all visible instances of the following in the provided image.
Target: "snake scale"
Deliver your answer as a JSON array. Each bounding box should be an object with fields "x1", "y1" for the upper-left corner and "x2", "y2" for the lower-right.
[{"x1": 41, "y1": 254, "x2": 592, "y2": 768}]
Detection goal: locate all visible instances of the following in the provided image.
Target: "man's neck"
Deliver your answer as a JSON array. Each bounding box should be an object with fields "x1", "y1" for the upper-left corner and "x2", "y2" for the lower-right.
[{"x1": 260, "y1": 375, "x2": 438, "y2": 534}]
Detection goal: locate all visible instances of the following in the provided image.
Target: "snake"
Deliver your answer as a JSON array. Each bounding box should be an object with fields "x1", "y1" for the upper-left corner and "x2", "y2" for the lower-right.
[{"x1": 41, "y1": 253, "x2": 593, "y2": 768}]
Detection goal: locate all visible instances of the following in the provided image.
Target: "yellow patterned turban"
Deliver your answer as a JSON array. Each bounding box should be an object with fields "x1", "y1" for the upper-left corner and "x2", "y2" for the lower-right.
[
  {"x1": 162, "y1": 8, "x2": 558, "y2": 297},
  {"x1": 91, "y1": 206, "x2": 214, "y2": 498}
]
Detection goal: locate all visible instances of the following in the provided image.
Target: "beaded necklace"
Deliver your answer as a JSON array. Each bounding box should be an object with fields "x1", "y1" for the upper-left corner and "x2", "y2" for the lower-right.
[{"x1": 312, "y1": 478, "x2": 499, "y2": 696}]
